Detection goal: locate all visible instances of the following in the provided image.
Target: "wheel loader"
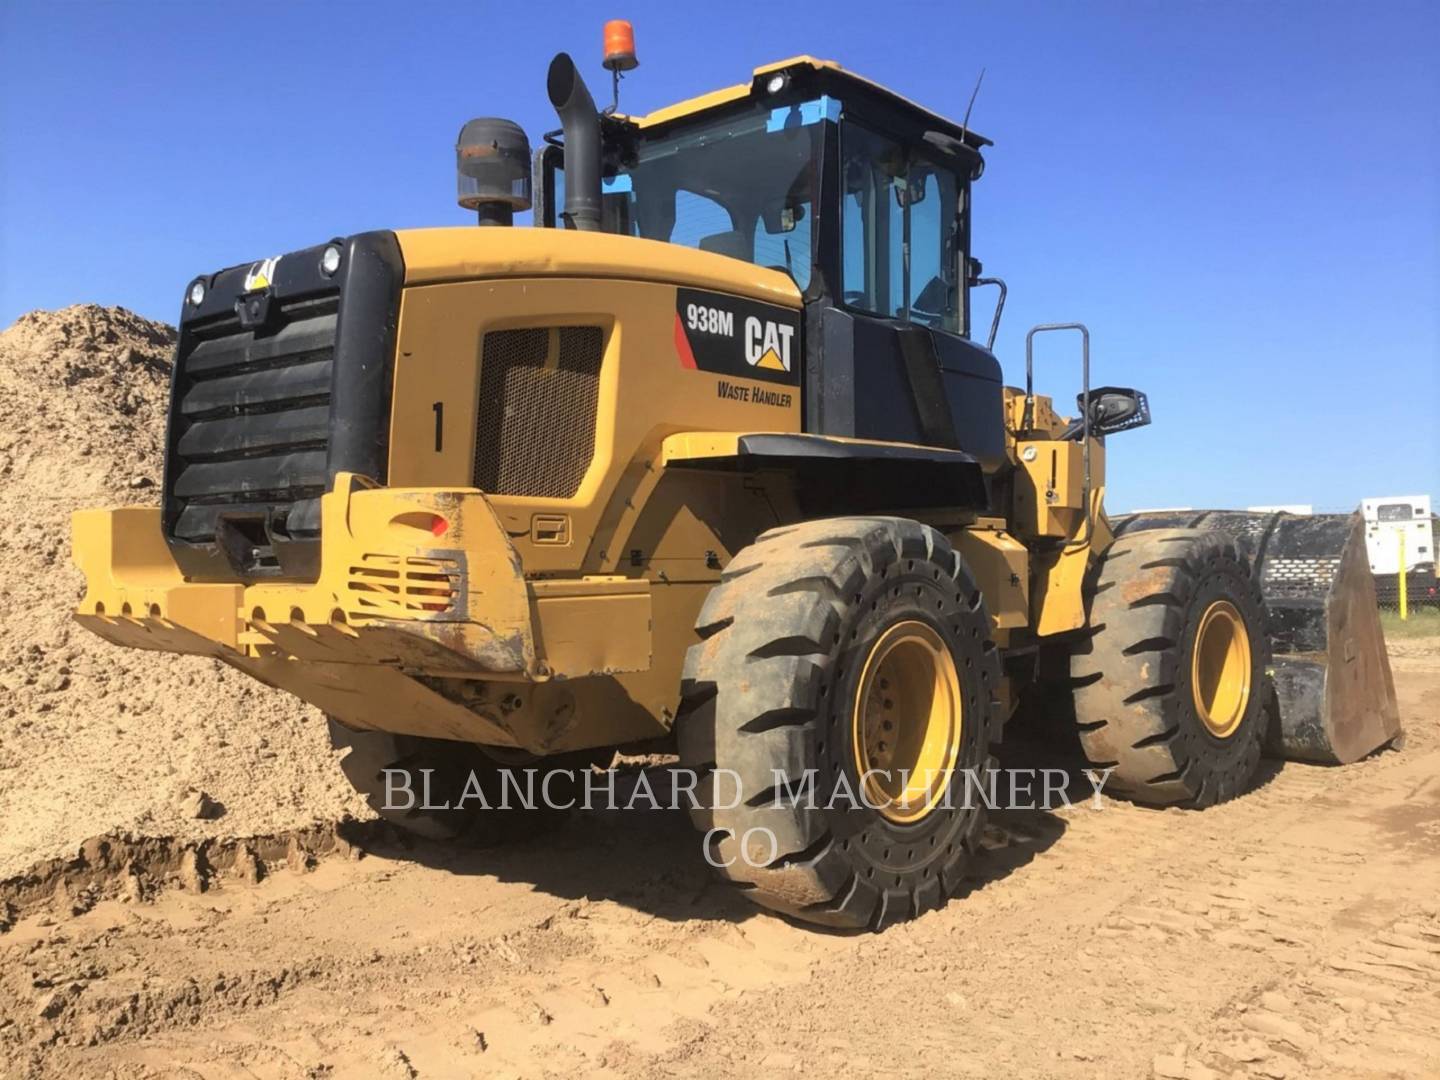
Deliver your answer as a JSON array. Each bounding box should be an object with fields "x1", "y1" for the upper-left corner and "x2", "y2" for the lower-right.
[{"x1": 72, "y1": 29, "x2": 1402, "y2": 929}]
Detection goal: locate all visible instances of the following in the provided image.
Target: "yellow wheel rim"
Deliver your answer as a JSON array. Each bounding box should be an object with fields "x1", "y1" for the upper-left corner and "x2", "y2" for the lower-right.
[
  {"x1": 851, "y1": 620, "x2": 963, "y2": 824},
  {"x1": 1191, "y1": 600, "x2": 1252, "y2": 738}
]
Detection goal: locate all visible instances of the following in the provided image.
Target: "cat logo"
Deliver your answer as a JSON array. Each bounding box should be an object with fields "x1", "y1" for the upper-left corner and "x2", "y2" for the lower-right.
[
  {"x1": 243, "y1": 256, "x2": 281, "y2": 292},
  {"x1": 674, "y1": 287, "x2": 798, "y2": 386},
  {"x1": 744, "y1": 316, "x2": 795, "y2": 372}
]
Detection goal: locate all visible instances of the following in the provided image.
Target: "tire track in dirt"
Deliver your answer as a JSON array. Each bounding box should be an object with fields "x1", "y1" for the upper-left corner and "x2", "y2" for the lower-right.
[
  {"x1": 1, "y1": 656, "x2": 1436, "y2": 1079},
  {"x1": 0, "y1": 821, "x2": 384, "y2": 928},
  {"x1": 0, "y1": 809, "x2": 825, "y2": 1077},
  {"x1": 621, "y1": 655, "x2": 1440, "y2": 1079},
  {"x1": 1172, "y1": 910, "x2": 1440, "y2": 1078}
]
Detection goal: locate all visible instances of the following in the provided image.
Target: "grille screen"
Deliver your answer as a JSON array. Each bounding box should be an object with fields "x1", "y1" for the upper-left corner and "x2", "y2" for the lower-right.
[
  {"x1": 1264, "y1": 556, "x2": 1342, "y2": 600},
  {"x1": 473, "y1": 326, "x2": 604, "y2": 498},
  {"x1": 347, "y1": 553, "x2": 463, "y2": 619}
]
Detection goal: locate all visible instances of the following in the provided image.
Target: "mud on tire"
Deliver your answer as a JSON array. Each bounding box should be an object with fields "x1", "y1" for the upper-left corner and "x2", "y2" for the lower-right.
[
  {"x1": 676, "y1": 517, "x2": 1001, "y2": 930},
  {"x1": 1070, "y1": 528, "x2": 1269, "y2": 807}
]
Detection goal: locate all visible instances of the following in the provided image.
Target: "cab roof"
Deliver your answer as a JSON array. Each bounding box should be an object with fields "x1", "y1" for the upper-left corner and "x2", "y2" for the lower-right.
[{"x1": 626, "y1": 56, "x2": 992, "y2": 149}]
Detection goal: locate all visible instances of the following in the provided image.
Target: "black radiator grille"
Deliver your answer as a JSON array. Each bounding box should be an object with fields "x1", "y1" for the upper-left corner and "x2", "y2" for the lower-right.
[
  {"x1": 166, "y1": 298, "x2": 337, "y2": 572},
  {"x1": 161, "y1": 232, "x2": 402, "y2": 584},
  {"x1": 473, "y1": 326, "x2": 604, "y2": 499}
]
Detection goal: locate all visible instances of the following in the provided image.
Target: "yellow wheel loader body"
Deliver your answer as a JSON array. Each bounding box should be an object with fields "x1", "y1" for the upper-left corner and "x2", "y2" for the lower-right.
[{"x1": 68, "y1": 47, "x2": 1401, "y2": 927}]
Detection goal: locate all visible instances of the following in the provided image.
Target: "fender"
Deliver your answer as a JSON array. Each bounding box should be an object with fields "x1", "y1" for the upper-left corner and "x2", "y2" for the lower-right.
[{"x1": 661, "y1": 431, "x2": 989, "y2": 514}]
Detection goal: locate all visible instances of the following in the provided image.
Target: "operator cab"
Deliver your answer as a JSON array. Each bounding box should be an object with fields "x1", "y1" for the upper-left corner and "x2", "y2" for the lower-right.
[{"x1": 537, "y1": 57, "x2": 1007, "y2": 469}]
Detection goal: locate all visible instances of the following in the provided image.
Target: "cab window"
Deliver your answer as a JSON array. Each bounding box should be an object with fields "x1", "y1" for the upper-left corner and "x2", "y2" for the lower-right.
[
  {"x1": 582, "y1": 102, "x2": 822, "y2": 290},
  {"x1": 841, "y1": 122, "x2": 962, "y2": 332},
  {"x1": 668, "y1": 189, "x2": 735, "y2": 248}
]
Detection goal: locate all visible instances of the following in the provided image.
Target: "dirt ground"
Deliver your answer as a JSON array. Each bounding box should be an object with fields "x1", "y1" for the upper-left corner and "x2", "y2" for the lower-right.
[
  {"x1": 0, "y1": 307, "x2": 366, "y2": 881},
  {"x1": 2, "y1": 308, "x2": 1438, "y2": 1079}
]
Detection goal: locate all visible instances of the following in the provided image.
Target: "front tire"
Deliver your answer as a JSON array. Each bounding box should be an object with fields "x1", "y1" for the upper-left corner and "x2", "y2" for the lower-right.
[
  {"x1": 676, "y1": 517, "x2": 1001, "y2": 930},
  {"x1": 1070, "y1": 528, "x2": 1269, "y2": 807}
]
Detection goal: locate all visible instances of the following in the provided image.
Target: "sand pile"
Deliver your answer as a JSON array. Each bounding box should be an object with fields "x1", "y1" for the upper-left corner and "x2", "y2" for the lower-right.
[{"x1": 0, "y1": 305, "x2": 367, "y2": 877}]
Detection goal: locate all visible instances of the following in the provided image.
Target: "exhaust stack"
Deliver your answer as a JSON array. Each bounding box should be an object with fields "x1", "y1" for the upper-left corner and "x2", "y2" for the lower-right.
[{"x1": 547, "y1": 52, "x2": 602, "y2": 232}]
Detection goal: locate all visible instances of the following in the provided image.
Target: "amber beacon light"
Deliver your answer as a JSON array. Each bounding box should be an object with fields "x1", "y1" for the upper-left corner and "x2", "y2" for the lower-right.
[{"x1": 602, "y1": 19, "x2": 638, "y2": 71}]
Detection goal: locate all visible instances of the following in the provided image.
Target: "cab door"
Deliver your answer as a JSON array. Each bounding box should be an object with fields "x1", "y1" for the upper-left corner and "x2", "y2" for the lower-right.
[{"x1": 806, "y1": 121, "x2": 1005, "y2": 472}]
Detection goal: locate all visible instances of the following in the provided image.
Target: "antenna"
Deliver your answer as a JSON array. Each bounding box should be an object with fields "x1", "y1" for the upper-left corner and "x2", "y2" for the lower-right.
[{"x1": 958, "y1": 67, "x2": 986, "y2": 145}]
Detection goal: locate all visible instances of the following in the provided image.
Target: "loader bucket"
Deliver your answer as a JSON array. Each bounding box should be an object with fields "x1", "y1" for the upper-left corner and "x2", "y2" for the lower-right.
[{"x1": 1110, "y1": 510, "x2": 1402, "y2": 764}]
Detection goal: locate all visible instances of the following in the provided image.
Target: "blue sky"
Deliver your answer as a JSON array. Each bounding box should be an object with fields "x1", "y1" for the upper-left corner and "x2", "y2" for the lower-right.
[{"x1": 2, "y1": 1, "x2": 1436, "y2": 511}]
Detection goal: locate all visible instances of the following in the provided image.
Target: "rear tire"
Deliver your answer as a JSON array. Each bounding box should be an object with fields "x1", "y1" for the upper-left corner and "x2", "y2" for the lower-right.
[
  {"x1": 676, "y1": 517, "x2": 1001, "y2": 930},
  {"x1": 326, "y1": 719, "x2": 579, "y2": 844},
  {"x1": 1070, "y1": 528, "x2": 1269, "y2": 807}
]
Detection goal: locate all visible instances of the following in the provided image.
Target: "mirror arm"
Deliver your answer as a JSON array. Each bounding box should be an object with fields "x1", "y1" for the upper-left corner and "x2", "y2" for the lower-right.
[{"x1": 971, "y1": 276, "x2": 1006, "y2": 351}]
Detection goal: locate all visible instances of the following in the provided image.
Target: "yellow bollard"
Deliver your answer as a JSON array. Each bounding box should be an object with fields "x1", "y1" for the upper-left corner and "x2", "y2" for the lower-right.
[{"x1": 1398, "y1": 528, "x2": 1408, "y2": 621}]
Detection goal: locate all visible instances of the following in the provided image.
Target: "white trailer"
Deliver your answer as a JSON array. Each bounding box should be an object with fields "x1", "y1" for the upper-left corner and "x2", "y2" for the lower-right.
[{"x1": 1361, "y1": 495, "x2": 1436, "y2": 604}]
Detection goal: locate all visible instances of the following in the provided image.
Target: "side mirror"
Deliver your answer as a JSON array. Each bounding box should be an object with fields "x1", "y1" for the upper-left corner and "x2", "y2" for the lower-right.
[
  {"x1": 1078, "y1": 386, "x2": 1151, "y2": 437},
  {"x1": 760, "y1": 200, "x2": 804, "y2": 233}
]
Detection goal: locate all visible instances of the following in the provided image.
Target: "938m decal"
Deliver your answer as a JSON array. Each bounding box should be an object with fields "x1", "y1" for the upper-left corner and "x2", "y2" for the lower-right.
[{"x1": 674, "y1": 288, "x2": 800, "y2": 387}]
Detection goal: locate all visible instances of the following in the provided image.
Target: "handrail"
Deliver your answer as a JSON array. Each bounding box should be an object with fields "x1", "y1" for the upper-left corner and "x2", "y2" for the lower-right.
[{"x1": 1025, "y1": 323, "x2": 1093, "y2": 542}]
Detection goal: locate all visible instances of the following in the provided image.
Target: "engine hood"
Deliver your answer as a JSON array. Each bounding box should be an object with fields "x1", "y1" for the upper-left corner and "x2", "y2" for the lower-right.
[{"x1": 394, "y1": 227, "x2": 801, "y2": 308}]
